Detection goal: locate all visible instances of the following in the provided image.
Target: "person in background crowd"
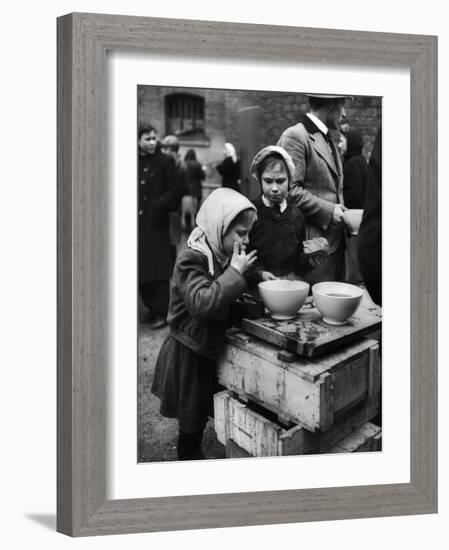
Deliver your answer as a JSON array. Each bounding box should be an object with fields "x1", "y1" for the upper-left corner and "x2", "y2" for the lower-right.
[
  {"x1": 161, "y1": 135, "x2": 188, "y2": 186},
  {"x1": 216, "y1": 142, "x2": 241, "y2": 191},
  {"x1": 181, "y1": 149, "x2": 206, "y2": 233},
  {"x1": 343, "y1": 128, "x2": 368, "y2": 209},
  {"x1": 337, "y1": 120, "x2": 350, "y2": 158},
  {"x1": 277, "y1": 93, "x2": 351, "y2": 284},
  {"x1": 161, "y1": 135, "x2": 189, "y2": 267},
  {"x1": 358, "y1": 126, "x2": 382, "y2": 306},
  {"x1": 151, "y1": 188, "x2": 258, "y2": 460},
  {"x1": 138, "y1": 125, "x2": 183, "y2": 330},
  {"x1": 342, "y1": 128, "x2": 368, "y2": 284},
  {"x1": 247, "y1": 145, "x2": 329, "y2": 283}
]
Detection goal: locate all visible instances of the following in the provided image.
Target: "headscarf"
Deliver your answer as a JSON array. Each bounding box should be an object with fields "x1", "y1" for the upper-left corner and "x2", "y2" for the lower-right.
[
  {"x1": 187, "y1": 187, "x2": 256, "y2": 275},
  {"x1": 249, "y1": 145, "x2": 296, "y2": 188},
  {"x1": 224, "y1": 142, "x2": 238, "y2": 163}
]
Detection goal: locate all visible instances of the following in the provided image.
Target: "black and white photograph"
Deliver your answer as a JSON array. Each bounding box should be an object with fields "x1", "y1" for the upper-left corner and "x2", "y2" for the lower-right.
[
  {"x1": 1, "y1": 0, "x2": 443, "y2": 544},
  {"x1": 137, "y1": 85, "x2": 382, "y2": 462}
]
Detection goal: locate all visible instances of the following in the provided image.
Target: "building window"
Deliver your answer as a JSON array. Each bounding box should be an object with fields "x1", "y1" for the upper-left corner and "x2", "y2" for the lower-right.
[{"x1": 165, "y1": 93, "x2": 206, "y2": 140}]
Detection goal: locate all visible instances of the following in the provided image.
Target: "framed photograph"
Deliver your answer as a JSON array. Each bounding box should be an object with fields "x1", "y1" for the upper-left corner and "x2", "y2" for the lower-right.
[
  {"x1": 57, "y1": 13, "x2": 437, "y2": 536},
  {"x1": 135, "y1": 84, "x2": 383, "y2": 465}
]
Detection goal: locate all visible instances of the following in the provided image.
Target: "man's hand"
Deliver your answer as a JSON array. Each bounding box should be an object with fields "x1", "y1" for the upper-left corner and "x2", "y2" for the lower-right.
[
  {"x1": 332, "y1": 204, "x2": 347, "y2": 225},
  {"x1": 230, "y1": 243, "x2": 258, "y2": 275}
]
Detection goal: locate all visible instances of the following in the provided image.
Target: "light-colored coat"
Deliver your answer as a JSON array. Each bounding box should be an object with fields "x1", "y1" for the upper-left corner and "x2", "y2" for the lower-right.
[{"x1": 277, "y1": 115, "x2": 344, "y2": 253}]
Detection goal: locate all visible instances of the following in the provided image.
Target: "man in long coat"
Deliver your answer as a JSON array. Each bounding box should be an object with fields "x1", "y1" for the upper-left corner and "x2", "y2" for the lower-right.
[
  {"x1": 277, "y1": 93, "x2": 350, "y2": 284},
  {"x1": 138, "y1": 124, "x2": 183, "y2": 329}
]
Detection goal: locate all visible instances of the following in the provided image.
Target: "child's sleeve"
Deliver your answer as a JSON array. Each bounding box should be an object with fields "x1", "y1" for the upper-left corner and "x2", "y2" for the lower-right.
[
  {"x1": 244, "y1": 220, "x2": 265, "y2": 288},
  {"x1": 176, "y1": 252, "x2": 247, "y2": 321},
  {"x1": 243, "y1": 263, "x2": 263, "y2": 288}
]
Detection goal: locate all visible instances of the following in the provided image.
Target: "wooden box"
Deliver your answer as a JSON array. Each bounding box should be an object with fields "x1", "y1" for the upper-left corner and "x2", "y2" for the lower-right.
[
  {"x1": 328, "y1": 422, "x2": 382, "y2": 453},
  {"x1": 214, "y1": 390, "x2": 381, "y2": 457},
  {"x1": 217, "y1": 332, "x2": 380, "y2": 432}
]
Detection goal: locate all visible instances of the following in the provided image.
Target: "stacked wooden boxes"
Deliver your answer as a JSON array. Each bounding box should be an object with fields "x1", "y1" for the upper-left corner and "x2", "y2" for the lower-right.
[{"x1": 214, "y1": 302, "x2": 381, "y2": 458}]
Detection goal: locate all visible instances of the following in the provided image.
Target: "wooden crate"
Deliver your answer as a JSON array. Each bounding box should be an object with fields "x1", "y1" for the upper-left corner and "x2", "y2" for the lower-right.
[
  {"x1": 214, "y1": 390, "x2": 381, "y2": 458},
  {"x1": 217, "y1": 332, "x2": 380, "y2": 432},
  {"x1": 328, "y1": 422, "x2": 382, "y2": 453}
]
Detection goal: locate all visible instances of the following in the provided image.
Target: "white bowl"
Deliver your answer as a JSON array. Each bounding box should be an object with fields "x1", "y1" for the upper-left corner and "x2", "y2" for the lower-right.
[
  {"x1": 312, "y1": 282, "x2": 364, "y2": 325},
  {"x1": 258, "y1": 280, "x2": 310, "y2": 320},
  {"x1": 344, "y1": 209, "x2": 363, "y2": 235}
]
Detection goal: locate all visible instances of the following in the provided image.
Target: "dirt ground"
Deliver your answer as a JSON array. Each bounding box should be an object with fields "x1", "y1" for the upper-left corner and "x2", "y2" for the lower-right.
[{"x1": 137, "y1": 323, "x2": 226, "y2": 462}]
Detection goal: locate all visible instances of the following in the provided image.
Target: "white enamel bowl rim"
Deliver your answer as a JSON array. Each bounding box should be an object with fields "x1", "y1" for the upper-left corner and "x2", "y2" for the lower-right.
[
  {"x1": 312, "y1": 281, "x2": 364, "y2": 298},
  {"x1": 258, "y1": 279, "x2": 310, "y2": 291}
]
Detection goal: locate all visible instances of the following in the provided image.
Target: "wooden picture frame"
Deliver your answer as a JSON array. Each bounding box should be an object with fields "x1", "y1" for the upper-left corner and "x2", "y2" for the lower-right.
[{"x1": 57, "y1": 12, "x2": 437, "y2": 536}]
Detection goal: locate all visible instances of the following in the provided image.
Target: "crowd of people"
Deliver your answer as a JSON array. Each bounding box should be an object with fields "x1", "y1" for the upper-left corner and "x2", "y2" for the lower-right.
[{"x1": 138, "y1": 93, "x2": 381, "y2": 460}]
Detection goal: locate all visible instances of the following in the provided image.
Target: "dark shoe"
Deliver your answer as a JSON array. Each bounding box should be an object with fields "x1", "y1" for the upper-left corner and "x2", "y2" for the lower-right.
[
  {"x1": 149, "y1": 316, "x2": 168, "y2": 330},
  {"x1": 177, "y1": 429, "x2": 205, "y2": 460}
]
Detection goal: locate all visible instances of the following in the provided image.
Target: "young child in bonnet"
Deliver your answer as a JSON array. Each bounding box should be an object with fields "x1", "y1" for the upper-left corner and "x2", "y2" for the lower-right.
[
  {"x1": 151, "y1": 187, "x2": 257, "y2": 460},
  {"x1": 248, "y1": 145, "x2": 329, "y2": 282}
]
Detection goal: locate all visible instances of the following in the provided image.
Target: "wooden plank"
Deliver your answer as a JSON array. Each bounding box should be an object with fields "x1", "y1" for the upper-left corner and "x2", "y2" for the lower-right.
[
  {"x1": 225, "y1": 331, "x2": 377, "y2": 383},
  {"x1": 242, "y1": 301, "x2": 381, "y2": 357},
  {"x1": 328, "y1": 422, "x2": 382, "y2": 453},
  {"x1": 356, "y1": 431, "x2": 382, "y2": 453},
  {"x1": 331, "y1": 355, "x2": 370, "y2": 412},
  {"x1": 214, "y1": 391, "x2": 282, "y2": 456},
  {"x1": 226, "y1": 439, "x2": 253, "y2": 459},
  {"x1": 215, "y1": 391, "x2": 381, "y2": 458},
  {"x1": 318, "y1": 374, "x2": 335, "y2": 431},
  {"x1": 218, "y1": 355, "x2": 321, "y2": 431},
  {"x1": 218, "y1": 339, "x2": 379, "y2": 431},
  {"x1": 368, "y1": 343, "x2": 381, "y2": 397},
  {"x1": 280, "y1": 396, "x2": 380, "y2": 455},
  {"x1": 213, "y1": 391, "x2": 230, "y2": 445}
]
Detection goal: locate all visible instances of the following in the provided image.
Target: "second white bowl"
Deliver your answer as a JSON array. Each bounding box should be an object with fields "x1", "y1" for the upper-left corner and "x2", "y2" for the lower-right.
[{"x1": 312, "y1": 281, "x2": 364, "y2": 325}]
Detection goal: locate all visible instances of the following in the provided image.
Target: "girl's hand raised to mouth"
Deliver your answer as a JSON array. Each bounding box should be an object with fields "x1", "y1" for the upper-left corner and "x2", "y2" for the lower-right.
[{"x1": 230, "y1": 242, "x2": 258, "y2": 275}]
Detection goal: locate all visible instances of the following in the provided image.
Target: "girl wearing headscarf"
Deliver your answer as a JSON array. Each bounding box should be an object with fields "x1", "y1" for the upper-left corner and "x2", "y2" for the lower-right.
[
  {"x1": 151, "y1": 188, "x2": 257, "y2": 460},
  {"x1": 248, "y1": 146, "x2": 329, "y2": 283},
  {"x1": 216, "y1": 142, "x2": 241, "y2": 191}
]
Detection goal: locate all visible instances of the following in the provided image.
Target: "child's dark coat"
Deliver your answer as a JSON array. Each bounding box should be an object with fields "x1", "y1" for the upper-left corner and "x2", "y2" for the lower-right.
[{"x1": 248, "y1": 196, "x2": 311, "y2": 281}]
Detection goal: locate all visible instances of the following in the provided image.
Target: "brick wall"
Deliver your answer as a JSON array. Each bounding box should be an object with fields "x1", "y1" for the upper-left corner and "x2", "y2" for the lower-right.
[
  {"x1": 344, "y1": 95, "x2": 382, "y2": 157},
  {"x1": 138, "y1": 86, "x2": 382, "y2": 193}
]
